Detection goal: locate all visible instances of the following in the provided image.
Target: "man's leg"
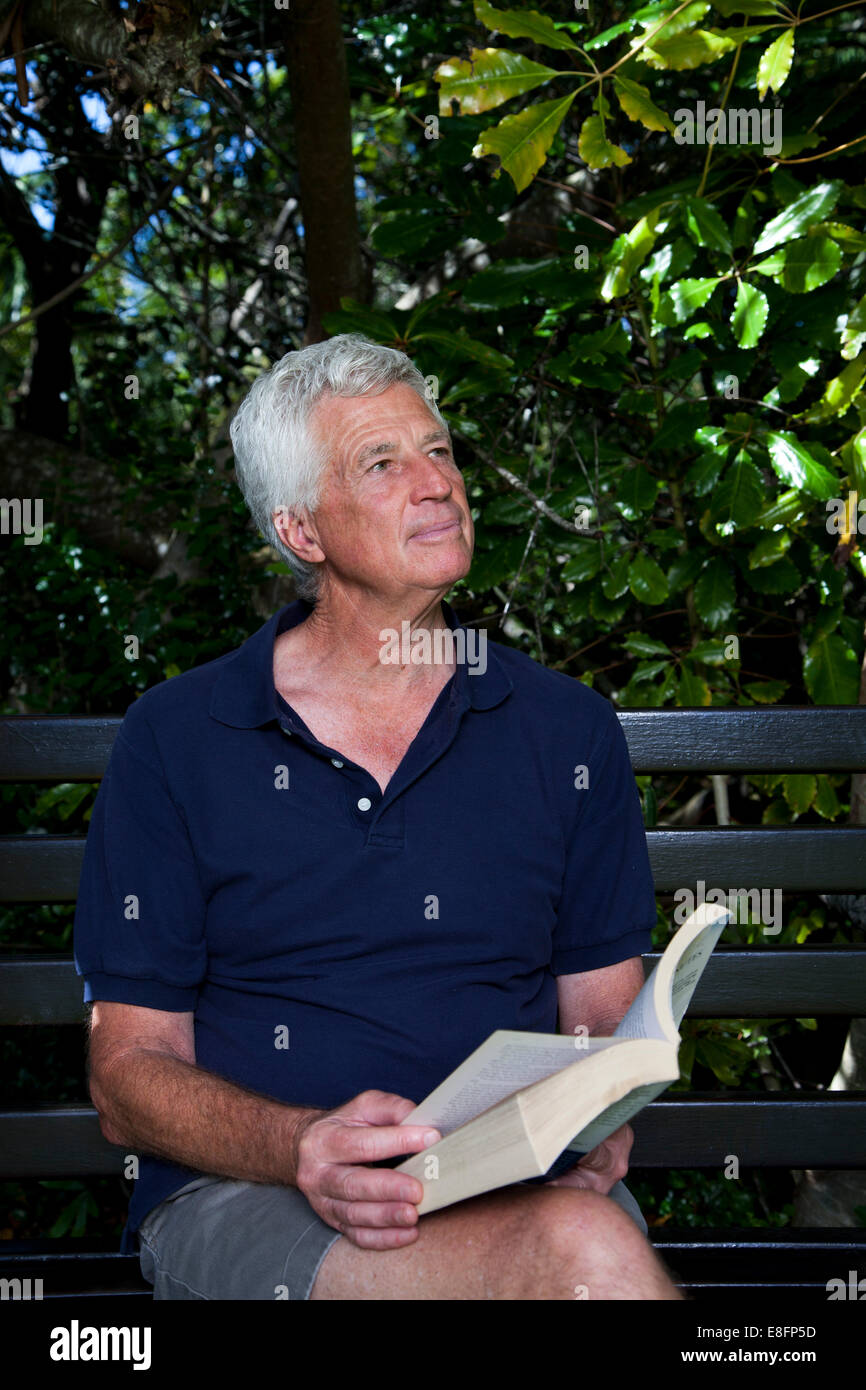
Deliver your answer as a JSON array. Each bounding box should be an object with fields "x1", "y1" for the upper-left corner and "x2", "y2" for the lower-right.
[{"x1": 311, "y1": 1185, "x2": 682, "y2": 1300}]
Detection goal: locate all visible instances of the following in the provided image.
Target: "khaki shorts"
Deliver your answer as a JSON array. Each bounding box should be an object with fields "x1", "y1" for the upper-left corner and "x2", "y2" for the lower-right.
[{"x1": 137, "y1": 1173, "x2": 648, "y2": 1300}]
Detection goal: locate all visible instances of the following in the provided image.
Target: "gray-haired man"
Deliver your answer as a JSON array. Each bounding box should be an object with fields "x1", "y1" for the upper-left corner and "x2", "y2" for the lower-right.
[{"x1": 78, "y1": 334, "x2": 682, "y2": 1300}]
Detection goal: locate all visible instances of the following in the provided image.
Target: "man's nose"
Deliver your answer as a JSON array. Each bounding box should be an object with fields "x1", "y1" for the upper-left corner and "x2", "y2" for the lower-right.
[{"x1": 409, "y1": 452, "x2": 453, "y2": 497}]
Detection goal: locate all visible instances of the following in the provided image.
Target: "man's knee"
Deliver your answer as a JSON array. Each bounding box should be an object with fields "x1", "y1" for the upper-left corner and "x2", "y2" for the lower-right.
[{"x1": 505, "y1": 1187, "x2": 657, "y2": 1299}]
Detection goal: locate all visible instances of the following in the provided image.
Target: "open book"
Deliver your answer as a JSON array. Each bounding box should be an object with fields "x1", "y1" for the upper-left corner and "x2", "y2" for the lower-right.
[{"x1": 394, "y1": 902, "x2": 730, "y2": 1215}]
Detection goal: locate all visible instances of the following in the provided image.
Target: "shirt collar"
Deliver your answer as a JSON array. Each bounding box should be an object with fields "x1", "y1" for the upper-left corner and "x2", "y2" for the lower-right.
[{"x1": 210, "y1": 597, "x2": 512, "y2": 729}]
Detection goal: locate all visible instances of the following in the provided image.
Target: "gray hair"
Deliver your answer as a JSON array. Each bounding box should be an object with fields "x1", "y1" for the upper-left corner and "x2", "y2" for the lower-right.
[{"x1": 229, "y1": 333, "x2": 447, "y2": 603}]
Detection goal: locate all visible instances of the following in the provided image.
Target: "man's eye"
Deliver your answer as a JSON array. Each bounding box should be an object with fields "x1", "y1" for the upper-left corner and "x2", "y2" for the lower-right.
[{"x1": 369, "y1": 460, "x2": 390, "y2": 472}]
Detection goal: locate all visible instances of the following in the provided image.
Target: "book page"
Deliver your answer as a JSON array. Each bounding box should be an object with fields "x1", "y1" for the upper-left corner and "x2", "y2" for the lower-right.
[
  {"x1": 613, "y1": 903, "x2": 730, "y2": 1043},
  {"x1": 402, "y1": 1032, "x2": 621, "y2": 1136},
  {"x1": 611, "y1": 972, "x2": 668, "y2": 1042},
  {"x1": 564, "y1": 1079, "x2": 670, "y2": 1153}
]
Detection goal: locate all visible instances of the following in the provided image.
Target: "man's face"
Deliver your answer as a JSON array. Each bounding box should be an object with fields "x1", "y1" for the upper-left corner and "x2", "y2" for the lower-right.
[{"x1": 302, "y1": 382, "x2": 474, "y2": 602}]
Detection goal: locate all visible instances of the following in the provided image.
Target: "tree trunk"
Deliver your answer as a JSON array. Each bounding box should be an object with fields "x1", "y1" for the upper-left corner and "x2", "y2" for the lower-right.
[{"x1": 280, "y1": 0, "x2": 369, "y2": 344}]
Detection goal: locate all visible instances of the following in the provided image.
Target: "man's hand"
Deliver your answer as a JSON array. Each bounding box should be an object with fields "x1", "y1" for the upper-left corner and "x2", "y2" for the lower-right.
[
  {"x1": 293, "y1": 1090, "x2": 441, "y2": 1250},
  {"x1": 545, "y1": 1123, "x2": 633, "y2": 1197}
]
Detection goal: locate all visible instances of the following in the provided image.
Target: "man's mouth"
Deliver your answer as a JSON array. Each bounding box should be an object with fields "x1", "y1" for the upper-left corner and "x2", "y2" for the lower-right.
[{"x1": 411, "y1": 518, "x2": 461, "y2": 540}]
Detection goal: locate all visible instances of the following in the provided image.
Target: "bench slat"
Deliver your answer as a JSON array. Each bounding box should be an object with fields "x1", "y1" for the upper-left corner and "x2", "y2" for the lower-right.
[
  {"x1": 618, "y1": 707, "x2": 866, "y2": 772},
  {"x1": 0, "y1": 718, "x2": 120, "y2": 782},
  {"x1": 3, "y1": 708, "x2": 866, "y2": 779},
  {"x1": 1, "y1": 950, "x2": 864, "y2": 1024},
  {"x1": 2, "y1": 1231, "x2": 863, "y2": 1301},
  {"x1": 1, "y1": 1096, "x2": 863, "y2": 1176},
  {"x1": 4, "y1": 826, "x2": 866, "y2": 901}
]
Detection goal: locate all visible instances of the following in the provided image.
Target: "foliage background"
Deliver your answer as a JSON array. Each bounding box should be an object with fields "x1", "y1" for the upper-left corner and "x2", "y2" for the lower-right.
[{"x1": 1, "y1": 0, "x2": 864, "y2": 1241}]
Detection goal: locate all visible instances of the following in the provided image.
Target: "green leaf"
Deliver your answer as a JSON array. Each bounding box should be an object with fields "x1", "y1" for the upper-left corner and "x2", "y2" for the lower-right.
[
  {"x1": 320, "y1": 299, "x2": 400, "y2": 342},
  {"x1": 631, "y1": 659, "x2": 672, "y2": 683},
  {"x1": 683, "y1": 196, "x2": 732, "y2": 256},
  {"x1": 686, "y1": 638, "x2": 732, "y2": 665},
  {"x1": 731, "y1": 281, "x2": 769, "y2": 349},
  {"x1": 561, "y1": 546, "x2": 601, "y2": 583},
  {"x1": 782, "y1": 774, "x2": 816, "y2": 815},
  {"x1": 572, "y1": 322, "x2": 630, "y2": 360},
  {"x1": 412, "y1": 327, "x2": 513, "y2": 372},
  {"x1": 687, "y1": 451, "x2": 727, "y2": 496},
  {"x1": 613, "y1": 75, "x2": 674, "y2": 133},
  {"x1": 678, "y1": 668, "x2": 712, "y2": 705},
  {"x1": 577, "y1": 112, "x2": 631, "y2": 172},
  {"x1": 473, "y1": 0, "x2": 580, "y2": 50},
  {"x1": 711, "y1": 0, "x2": 780, "y2": 13},
  {"x1": 638, "y1": 2, "x2": 711, "y2": 39},
  {"x1": 755, "y1": 489, "x2": 808, "y2": 527},
  {"x1": 468, "y1": 534, "x2": 527, "y2": 590},
  {"x1": 622, "y1": 632, "x2": 673, "y2": 657},
  {"x1": 802, "y1": 353, "x2": 866, "y2": 425},
  {"x1": 764, "y1": 431, "x2": 838, "y2": 499},
  {"x1": 616, "y1": 465, "x2": 659, "y2": 518},
  {"x1": 744, "y1": 555, "x2": 801, "y2": 593},
  {"x1": 668, "y1": 549, "x2": 709, "y2": 592},
  {"x1": 436, "y1": 48, "x2": 562, "y2": 117},
  {"x1": 478, "y1": 91, "x2": 578, "y2": 191},
  {"x1": 753, "y1": 181, "x2": 842, "y2": 256},
  {"x1": 644, "y1": 29, "x2": 735, "y2": 69},
  {"x1": 694, "y1": 557, "x2": 736, "y2": 627},
  {"x1": 743, "y1": 678, "x2": 789, "y2": 703},
  {"x1": 813, "y1": 775, "x2": 842, "y2": 820},
  {"x1": 747, "y1": 530, "x2": 792, "y2": 568},
  {"x1": 750, "y1": 247, "x2": 786, "y2": 279},
  {"x1": 756, "y1": 28, "x2": 794, "y2": 101},
  {"x1": 601, "y1": 208, "x2": 662, "y2": 300},
  {"x1": 841, "y1": 293, "x2": 866, "y2": 361},
  {"x1": 591, "y1": 587, "x2": 630, "y2": 624},
  {"x1": 463, "y1": 259, "x2": 593, "y2": 309},
  {"x1": 803, "y1": 632, "x2": 860, "y2": 705},
  {"x1": 628, "y1": 553, "x2": 669, "y2": 605},
  {"x1": 602, "y1": 551, "x2": 632, "y2": 600},
  {"x1": 712, "y1": 451, "x2": 765, "y2": 526},
  {"x1": 586, "y1": 19, "x2": 637, "y2": 51},
  {"x1": 658, "y1": 277, "x2": 723, "y2": 323},
  {"x1": 782, "y1": 236, "x2": 842, "y2": 294},
  {"x1": 817, "y1": 222, "x2": 866, "y2": 252},
  {"x1": 372, "y1": 211, "x2": 441, "y2": 257}
]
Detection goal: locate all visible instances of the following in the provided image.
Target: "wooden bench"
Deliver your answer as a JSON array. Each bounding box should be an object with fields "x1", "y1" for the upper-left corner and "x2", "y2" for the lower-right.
[{"x1": 1, "y1": 709, "x2": 865, "y2": 1300}]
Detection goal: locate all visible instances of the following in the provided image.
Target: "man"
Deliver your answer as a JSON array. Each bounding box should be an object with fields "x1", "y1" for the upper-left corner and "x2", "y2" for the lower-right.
[{"x1": 75, "y1": 333, "x2": 683, "y2": 1300}]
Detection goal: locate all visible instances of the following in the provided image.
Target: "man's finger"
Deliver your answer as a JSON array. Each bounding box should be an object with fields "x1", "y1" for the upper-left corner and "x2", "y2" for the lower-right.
[
  {"x1": 320, "y1": 1163, "x2": 424, "y2": 1206},
  {"x1": 325, "y1": 1122, "x2": 440, "y2": 1165},
  {"x1": 330, "y1": 1198, "x2": 420, "y2": 1230},
  {"x1": 342, "y1": 1090, "x2": 428, "y2": 1126}
]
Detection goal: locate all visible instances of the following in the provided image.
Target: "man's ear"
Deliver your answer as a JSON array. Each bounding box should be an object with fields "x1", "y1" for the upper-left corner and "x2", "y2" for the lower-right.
[{"x1": 273, "y1": 507, "x2": 326, "y2": 565}]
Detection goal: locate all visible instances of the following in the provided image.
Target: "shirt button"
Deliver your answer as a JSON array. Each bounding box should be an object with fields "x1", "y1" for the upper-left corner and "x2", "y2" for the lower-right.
[
  {"x1": 331, "y1": 758, "x2": 343, "y2": 768},
  {"x1": 357, "y1": 797, "x2": 372, "y2": 812}
]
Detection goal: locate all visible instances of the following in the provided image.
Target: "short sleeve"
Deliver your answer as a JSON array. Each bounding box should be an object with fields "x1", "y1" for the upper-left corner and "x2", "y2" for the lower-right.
[
  {"x1": 73, "y1": 702, "x2": 207, "y2": 1011},
  {"x1": 551, "y1": 701, "x2": 656, "y2": 975}
]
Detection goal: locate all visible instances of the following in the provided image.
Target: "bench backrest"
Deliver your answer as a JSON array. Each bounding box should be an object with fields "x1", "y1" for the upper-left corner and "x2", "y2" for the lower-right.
[{"x1": 1, "y1": 709, "x2": 865, "y2": 1175}]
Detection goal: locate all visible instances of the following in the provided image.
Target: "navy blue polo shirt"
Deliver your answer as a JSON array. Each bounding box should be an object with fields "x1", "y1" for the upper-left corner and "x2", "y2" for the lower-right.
[{"x1": 73, "y1": 598, "x2": 656, "y2": 1253}]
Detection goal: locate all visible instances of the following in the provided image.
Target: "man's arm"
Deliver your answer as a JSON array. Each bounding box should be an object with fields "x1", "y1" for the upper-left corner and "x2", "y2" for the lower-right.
[
  {"x1": 88, "y1": 1001, "x2": 440, "y2": 1249},
  {"x1": 556, "y1": 956, "x2": 646, "y2": 1041},
  {"x1": 549, "y1": 956, "x2": 647, "y2": 1195},
  {"x1": 87, "y1": 1001, "x2": 321, "y2": 1186}
]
